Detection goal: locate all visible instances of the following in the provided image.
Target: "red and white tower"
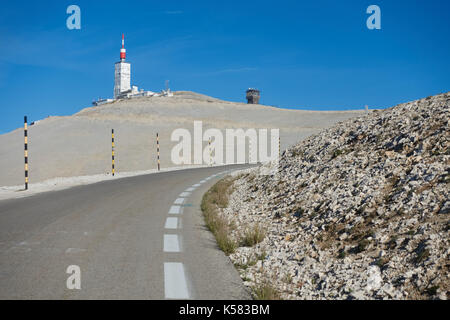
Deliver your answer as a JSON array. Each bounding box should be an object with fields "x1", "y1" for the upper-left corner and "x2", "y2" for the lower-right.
[
  {"x1": 114, "y1": 34, "x2": 131, "y2": 98},
  {"x1": 120, "y1": 34, "x2": 126, "y2": 60}
]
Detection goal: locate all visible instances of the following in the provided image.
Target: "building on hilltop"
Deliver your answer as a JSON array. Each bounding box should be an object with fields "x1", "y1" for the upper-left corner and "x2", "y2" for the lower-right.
[
  {"x1": 246, "y1": 88, "x2": 260, "y2": 104},
  {"x1": 113, "y1": 34, "x2": 159, "y2": 100},
  {"x1": 114, "y1": 34, "x2": 131, "y2": 99},
  {"x1": 93, "y1": 34, "x2": 171, "y2": 106}
]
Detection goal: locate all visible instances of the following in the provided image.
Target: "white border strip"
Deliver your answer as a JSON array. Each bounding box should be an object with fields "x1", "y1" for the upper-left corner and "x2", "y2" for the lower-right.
[
  {"x1": 164, "y1": 262, "x2": 190, "y2": 299},
  {"x1": 168, "y1": 205, "x2": 182, "y2": 214},
  {"x1": 164, "y1": 217, "x2": 179, "y2": 229},
  {"x1": 173, "y1": 198, "x2": 184, "y2": 205},
  {"x1": 163, "y1": 234, "x2": 181, "y2": 252}
]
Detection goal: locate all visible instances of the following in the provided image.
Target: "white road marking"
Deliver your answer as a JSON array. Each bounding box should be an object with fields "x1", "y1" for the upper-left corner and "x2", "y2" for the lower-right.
[
  {"x1": 165, "y1": 217, "x2": 179, "y2": 229},
  {"x1": 168, "y1": 205, "x2": 182, "y2": 214},
  {"x1": 17, "y1": 241, "x2": 40, "y2": 246},
  {"x1": 174, "y1": 197, "x2": 184, "y2": 205},
  {"x1": 163, "y1": 234, "x2": 180, "y2": 252},
  {"x1": 8, "y1": 246, "x2": 32, "y2": 253},
  {"x1": 162, "y1": 173, "x2": 234, "y2": 300},
  {"x1": 65, "y1": 248, "x2": 87, "y2": 254},
  {"x1": 164, "y1": 262, "x2": 190, "y2": 299}
]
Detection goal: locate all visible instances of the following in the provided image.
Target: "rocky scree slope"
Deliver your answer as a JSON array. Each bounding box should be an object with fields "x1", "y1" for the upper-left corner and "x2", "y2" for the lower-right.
[{"x1": 222, "y1": 92, "x2": 449, "y2": 299}]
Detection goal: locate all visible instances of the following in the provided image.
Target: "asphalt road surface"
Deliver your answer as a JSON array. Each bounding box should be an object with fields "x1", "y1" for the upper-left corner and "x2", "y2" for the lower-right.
[{"x1": 0, "y1": 165, "x2": 252, "y2": 299}]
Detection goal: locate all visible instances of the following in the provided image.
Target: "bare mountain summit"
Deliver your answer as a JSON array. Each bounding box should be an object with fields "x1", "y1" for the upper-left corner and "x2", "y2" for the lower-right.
[{"x1": 0, "y1": 91, "x2": 364, "y2": 187}]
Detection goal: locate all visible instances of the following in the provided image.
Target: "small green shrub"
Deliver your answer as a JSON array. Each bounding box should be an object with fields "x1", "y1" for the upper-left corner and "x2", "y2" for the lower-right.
[
  {"x1": 425, "y1": 285, "x2": 439, "y2": 296},
  {"x1": 337, "y1": 249, "x2": 346, "y2": 259}
]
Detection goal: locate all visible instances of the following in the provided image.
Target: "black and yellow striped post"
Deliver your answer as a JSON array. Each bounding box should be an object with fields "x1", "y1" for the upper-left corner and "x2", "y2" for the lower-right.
[
  {"x1": 156, "y1": 133, "x2": 160, "y2": 171},
  {"x1": 24, "y1": 116, "x2": 29, "y2": 190},
  {"x1": 111, "y1": 129, "x2": 115, "y2": 176},
  {"x1": 208, "y1": 137, "x2": 212, "y2": 166},
  {"x1": 278, "y1": 136, "x2": 281, "y2": 160},
  {"x1": 278, "y1": 135, "x2": 281, "y2": 174}
]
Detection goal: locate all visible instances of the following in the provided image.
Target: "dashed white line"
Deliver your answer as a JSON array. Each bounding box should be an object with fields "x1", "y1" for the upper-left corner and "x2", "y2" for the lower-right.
[
  {"x1": 65, "y1": 248, "x2": 87, "y2": 254},
  {"x1": 162, "y1": 170, "x2": 236, "y2": 300},
  {"x1": 168, "y1": 205, "x2": 182, "y2": 214},
  {"x1": 164, "y1": 262, "x2": 190, "y2": 299},
  {"x1": 165, "y1": 217, "x2": 179, "y2": 229},
  {"x1": 173, "y1": 197, "x2": 184, "y2": 205},
  {"x1": 163, "y1": 234, "x2": 181, "y2": 252}
]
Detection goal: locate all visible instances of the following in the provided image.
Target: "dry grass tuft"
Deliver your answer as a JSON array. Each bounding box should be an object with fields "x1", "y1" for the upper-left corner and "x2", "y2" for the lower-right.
[
  {"x1": 201, "y1": 177, "x2": 237, "y2": 255},
  {"x1": 240, "y1": 224, "x2": 266, "y2": 247}
]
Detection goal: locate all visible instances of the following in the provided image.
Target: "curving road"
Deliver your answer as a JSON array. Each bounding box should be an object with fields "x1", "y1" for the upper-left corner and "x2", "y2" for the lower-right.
[{"x1": 0, "y1": 165, "x2": 252, "y2": 299}]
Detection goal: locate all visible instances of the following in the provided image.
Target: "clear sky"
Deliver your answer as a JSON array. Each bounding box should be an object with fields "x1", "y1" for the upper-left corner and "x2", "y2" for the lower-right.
[{"x1": 0, "y1": 0, "x2": 449, "y2": 133}]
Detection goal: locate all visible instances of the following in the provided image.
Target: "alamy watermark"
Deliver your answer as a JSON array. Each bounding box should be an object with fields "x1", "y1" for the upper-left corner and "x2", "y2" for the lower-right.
[
  {"x1": 66, "y1": 5, "x2": 81, "y2": 30},
  {"x1": 171, "y1": 121, "x2": 280, "y2": 175},
  {"x1": 66, "y1": 265, "x2": 81, "y2": 289},
  {"x1": 366, "y1": 5, "x2": 381, "y2": 30}
]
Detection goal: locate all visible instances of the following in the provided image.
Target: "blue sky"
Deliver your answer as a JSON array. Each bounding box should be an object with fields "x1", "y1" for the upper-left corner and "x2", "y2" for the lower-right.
[{"x1": 0, "y1": 0, "x2": 449, "y2": 133}]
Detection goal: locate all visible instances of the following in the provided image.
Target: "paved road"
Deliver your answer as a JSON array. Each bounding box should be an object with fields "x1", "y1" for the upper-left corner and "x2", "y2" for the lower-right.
[{"x1": 0, "y1": 165, "x2": 252, "y2": 299}]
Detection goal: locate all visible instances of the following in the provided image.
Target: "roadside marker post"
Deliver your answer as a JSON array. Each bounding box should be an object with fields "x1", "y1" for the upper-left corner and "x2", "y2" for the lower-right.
[
  {"x1": 278, "y1": 135, "x2": 281, "y2": 174},
  {"x1": 208, "y1": 137, "x2": 212, "y2": 166},
  {"x1": 279, "y1": 136, "x2": 281, "y2": 160},
  {"x1": 248, "y1": 137, "x2": 250, "y2": 164},
  {"x1": 157, "y1": 133, "x2": 160, "y2": 171},
  {"x1": 24, "y1": 116, "x2": 29, "y2": 190},
  {"x1": 112, "y1": 129, "x2": 115, "y2": 176}
]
